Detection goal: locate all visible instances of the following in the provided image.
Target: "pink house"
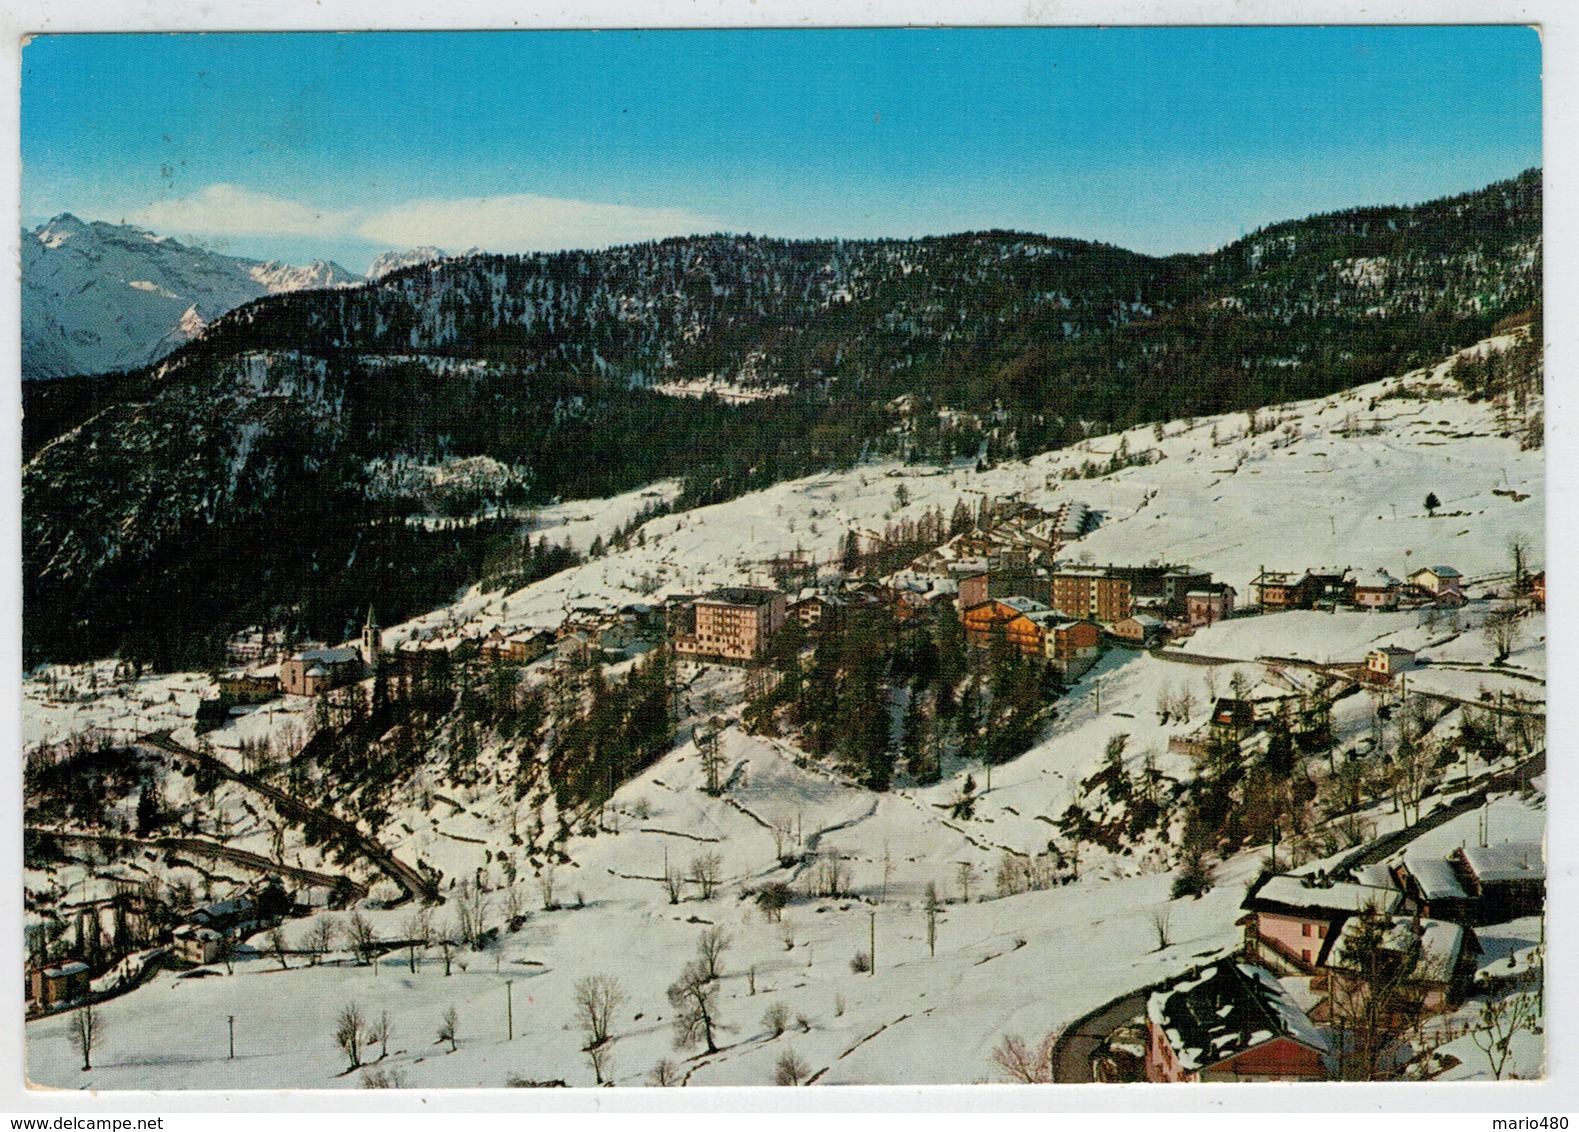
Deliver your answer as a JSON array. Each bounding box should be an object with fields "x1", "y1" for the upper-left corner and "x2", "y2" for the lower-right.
[
  {"x1": 1185, "y1": 584, "x2": 1235, "y2": 626},
  {"x1": 1241, "y1": 873, "x2": 1406, "y2": 972}
]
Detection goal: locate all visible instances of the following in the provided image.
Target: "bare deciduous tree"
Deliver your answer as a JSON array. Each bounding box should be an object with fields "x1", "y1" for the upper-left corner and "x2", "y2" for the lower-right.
[
  {"x1": 347, "y1": 911, "x2": 379, "y2": 966},
  {"x1": 402, "y1": 907, "x2": 431, "y2": 973},
  {"x1": 368, "y1": 1010, "x2": 392, "y2": 1061},
  {"x1": 267, "y1": 925, "x2": 291, "y2": 970},
  {"x1": 1150, "y1": 908, "x2": 1172, "y2": 951},
  {"x1": 335, "y1": 1003, "x2": 367, "y2": 1071},
  {"x1": 956, "y1": 860, "x2": 977, "y2": 903},
  {"x1": 663, "y1": 864, "x2": 686, "y2": 905},
  {"x1": 697, "y1": 925, "x2": 731, "y2": 981},
  {"x1": 360, "y1": 1067, "x2": 406, "y2": 1088},
  {"x1": 537, "y1": 865, "x2": 559, "y2": 912},
  {"x1": 1484, "y1": 603, "x2": 1525, "y2": 663},
  {"x1": 437, "y1": 1005, "x2": 459, "y2": 1052},
  {"x1": 648, "y1": 1058, "x2": 681, "y2": 1087},
  {"x1": 574, "y1": 974, "x2": 628, "y2": 1049},
  {"x1": 774, "y1": 1049, "x2": 812, "y2": 1085},
  {"x1": 69, "y1": 1004, "x2": 100, "y2": 1072},
  {"x1": 690, "y1": 852, "x2": 723, "y2": 900},
  {"x1": 771, "y1": 822, "x2": 793, "y2": 861},
  {"x1": 1471, "y1": 991, "x2": 1541, "y2": 1080},
  {"x1": 762, "y1": 1000, "x2": 790, "y2": 1037},
  {"x1": 667, "y1": 961, "x2": 722, "y2": 1054},
  {"x1": 991, "y1": 1031, "x2": 1056, "y2": 1083},
  {"x1": 304, "y1": 915, "x2": 338, "y2": 967},
  {"x1": 453, "y1": 880, "x2": 489, "y2": 948}
]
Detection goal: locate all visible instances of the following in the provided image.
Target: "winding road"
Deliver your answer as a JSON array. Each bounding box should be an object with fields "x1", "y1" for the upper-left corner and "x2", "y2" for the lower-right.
[{"x1": 139, "y1": 730, "x2": 440, "y2": 904}]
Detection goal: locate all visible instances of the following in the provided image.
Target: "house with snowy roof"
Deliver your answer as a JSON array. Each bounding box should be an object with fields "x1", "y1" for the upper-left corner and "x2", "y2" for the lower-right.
[
  {"x1": 1186, "y1": 582, "x2": 1236, "y2": 626},
  {"x1": 1313, "y1": 914, "x2": 1479, "y2": 1023},
  {"x1": 1351, "y1": 570, "x2": 1404, "y2": 610},
  {"x1": 172, "y1": 924, "x2": 227, "y2": 965},
  {"x1": 1241, "y1": 872, "x2": 1407, "y2": 972},
  {"x1": 1408, "y1": 566, "x2": 1463, "y2": 603},
  {"x1": 1111, "y1": 613, "x2": 1166, "y2": 645},
  {"x1": 1252, "y1": 567, "x2": 1354, "y2": 611},
  {"x1": 1452, "y1": 842, "x2": 1544, "y2": 923},
  {"x1": 1397, "y1": 854, "x2": 1476, "y2": 923},
  {"x1": 1365, "y1": 645, "x2": 1417, "y2": 682},
  {"x1": 1145, "y1": 962, "x2": 1330, "y2": 1082},
  {"x1": 28, "y1": 961, "x2": 90, "y2": 1009}
]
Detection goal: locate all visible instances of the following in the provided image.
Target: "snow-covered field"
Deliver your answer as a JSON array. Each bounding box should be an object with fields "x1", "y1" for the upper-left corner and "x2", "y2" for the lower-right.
[{"x1": 23, "y1": 332, "x2": 1546, "y2": 1089}]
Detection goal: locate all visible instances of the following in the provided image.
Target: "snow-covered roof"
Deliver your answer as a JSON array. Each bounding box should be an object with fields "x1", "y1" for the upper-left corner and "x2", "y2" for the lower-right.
[
  {"x1": 1249, "y1": 875, "x2": 1405, "y2": 917},
  {"x1": 1403, "y1": 855, "x2": 1469, "y2": 901},
  {"x1": 1147, "y1": 962, "x2": 1329, "y2": 1072},
  {"x1": 1350, "y1": 863, "x2": 1399, "y2": 891},
  {"x1": 294, "y1": 646, "x2": 359, "y2": 666},
  {"x1": 997, "y1": 595, "x2": 1050, "y2": 614},
  {"x1": 44, "y1": 962, "x2": 89, "y2": 977},
  {"x1": 1326, "y1": 915, "x2": 1466, "y2": 978},
  {"x1": 1353, "y1": 571, "x2": 1401, "y2": 589},
  {"x1": 1461, "y1": 842, "x2": 1544, "y2": 885},
  {"x1": 1371, "y1": 645, "x2": 1416, "y2": 657},
  {"x1": 304, "y1": 665, "x2": 329, "y2": 678},
  {"x1": 1126, "y1": 614, "x2": 1165, "y2": 628}
]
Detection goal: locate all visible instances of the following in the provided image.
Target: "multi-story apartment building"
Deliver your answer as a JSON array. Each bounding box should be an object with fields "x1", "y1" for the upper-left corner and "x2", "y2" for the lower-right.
[{"x1": 671, "y1": 587, "x2": 787, "y2": 661}]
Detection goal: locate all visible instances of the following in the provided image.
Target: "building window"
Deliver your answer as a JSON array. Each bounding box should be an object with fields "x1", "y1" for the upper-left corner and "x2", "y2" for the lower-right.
[
  {"x1": 1302, "y1": 949, "x2": 1313, "y2": 963},
  {"x1": 1302, "y1": 923, "x2": 1313, "y2": 937}
]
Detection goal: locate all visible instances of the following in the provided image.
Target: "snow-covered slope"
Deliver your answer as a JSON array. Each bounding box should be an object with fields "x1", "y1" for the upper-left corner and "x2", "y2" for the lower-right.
[
  {"x1": 390, "y1": 332, "x2": 1543, "y2": 651},
  {"x1": 21, "y1": 214, "x2": 361, "y2": 379},
  {"x1": 22, "y1": 331, "x2": 1545, "y2": 1088}
]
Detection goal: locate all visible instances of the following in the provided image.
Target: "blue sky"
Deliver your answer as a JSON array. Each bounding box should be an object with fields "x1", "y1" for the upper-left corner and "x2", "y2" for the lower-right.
[{"x1": 21, "y1": 27, "x2": 1541, "y2": 273}]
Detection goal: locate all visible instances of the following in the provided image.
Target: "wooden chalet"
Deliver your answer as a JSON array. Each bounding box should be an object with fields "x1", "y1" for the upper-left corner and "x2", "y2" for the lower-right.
[
  {"x1": 28, "y1": 961, "x2": 90, "y2": 1009},
  {"x1": 1452, "y1": 842, "x2": 1544, "y2": 923}
]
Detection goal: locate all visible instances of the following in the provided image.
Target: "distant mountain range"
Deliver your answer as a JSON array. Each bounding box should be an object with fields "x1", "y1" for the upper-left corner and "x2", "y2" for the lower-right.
[
  {"x1": 21, "y1": 215, "x2": 451, "y2": 379},
  {"x1": 22, "y1": 170, "x2": 1540, "y2": 668}
]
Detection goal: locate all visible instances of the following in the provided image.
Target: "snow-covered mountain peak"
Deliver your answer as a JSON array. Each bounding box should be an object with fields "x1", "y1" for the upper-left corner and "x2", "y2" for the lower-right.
[
  {"x1": 22, "y1": 215, "x2": 367, "y2": 379},
  {"x1": 366, "y1": 245, "x2": 449, "y2": 280},
  {"x1": 248, "y1": 258, "x2": 361, "y2": 293}
]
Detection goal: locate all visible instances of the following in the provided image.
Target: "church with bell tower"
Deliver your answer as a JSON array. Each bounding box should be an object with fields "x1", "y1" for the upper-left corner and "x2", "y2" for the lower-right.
[{"x1": 360, "y1": 607, "x2": 383, "y2": 669}]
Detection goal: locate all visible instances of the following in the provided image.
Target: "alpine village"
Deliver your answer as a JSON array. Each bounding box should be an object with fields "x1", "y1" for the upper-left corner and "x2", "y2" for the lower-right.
[{"x1": 22, "y1": 169, "x2": 1545, "y2": 1089}]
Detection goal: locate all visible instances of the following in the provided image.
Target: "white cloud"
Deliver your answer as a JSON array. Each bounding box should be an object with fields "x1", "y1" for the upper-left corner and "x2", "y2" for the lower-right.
[
  {"x1": 120, "y1": 184, "x2": 724, "y2": 254},
  {"x1": 356, "y1": 193, "x2": 724, "y2": 253},
  {"x1": 128, "y1": 184, "x2": 356, "y2": 238}
]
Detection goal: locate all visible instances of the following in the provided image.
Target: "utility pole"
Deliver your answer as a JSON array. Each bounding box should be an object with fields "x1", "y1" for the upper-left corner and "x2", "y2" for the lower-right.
[
  {"x1": 927, "y1": 903, "x2": 937, "y2": 958},
  {"x1": 506, "y1": 980, "x2": 514, "y2": 1040},
  {"x1": 227, "y1": 1015, "x2": 235, "y2": 1060}
]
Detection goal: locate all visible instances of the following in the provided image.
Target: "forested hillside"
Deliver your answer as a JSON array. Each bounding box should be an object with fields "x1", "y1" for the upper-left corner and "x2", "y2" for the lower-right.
[{"x1": 23, "y1": 170, "x2": 1541, "y2": 667}]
